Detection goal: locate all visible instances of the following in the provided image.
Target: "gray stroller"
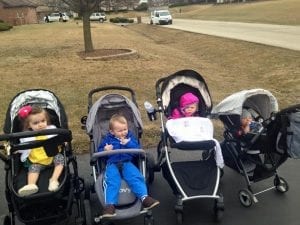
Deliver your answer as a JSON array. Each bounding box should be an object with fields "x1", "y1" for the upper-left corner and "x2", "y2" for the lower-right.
[{"x1": 81, "y1": 86, "x2": 156, "y2": 225}]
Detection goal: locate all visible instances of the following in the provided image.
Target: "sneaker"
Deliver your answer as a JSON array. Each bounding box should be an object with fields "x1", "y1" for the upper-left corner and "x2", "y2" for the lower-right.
[
  {"x1": 102, "y1": 205, "x2": 116, "y2": 218},
  {"x1": 142, "y1": 196, "x2": 160, "y2": 210},
  {"x1": 18, "y1": 184, "x2": 39, "y2": 196},
  {"x1": 48, "y1": 179, "x2": 59, "y2": 192}
]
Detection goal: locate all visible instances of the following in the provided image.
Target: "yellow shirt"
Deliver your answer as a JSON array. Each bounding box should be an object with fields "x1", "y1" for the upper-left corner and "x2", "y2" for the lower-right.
[{"x1": 28, "y1": 135, "x2": 53, "y2": 165}]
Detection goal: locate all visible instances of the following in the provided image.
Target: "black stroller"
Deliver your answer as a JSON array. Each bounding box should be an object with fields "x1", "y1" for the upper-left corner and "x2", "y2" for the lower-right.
[
  {"x1": 147, "y1": 70, "x2": 224, "y2": 224},
  {"x1": 212, "y1": 88, "x2": 297, "y2": 207},
  {"x1": 81, "y1": 86, "x2": 156, "y2": 225},
  {"x1": 0, "y1": 89, "x2": 86, "y2": 225}
]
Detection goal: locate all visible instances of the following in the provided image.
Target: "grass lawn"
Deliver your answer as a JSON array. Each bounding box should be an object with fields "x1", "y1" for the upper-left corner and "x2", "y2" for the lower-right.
[
  {"x1": 171, "y1": 0, "x2": 300, "y2": 25},
  {"x1": 0, "y1": 0, "x2": 299, "y2": 153}
]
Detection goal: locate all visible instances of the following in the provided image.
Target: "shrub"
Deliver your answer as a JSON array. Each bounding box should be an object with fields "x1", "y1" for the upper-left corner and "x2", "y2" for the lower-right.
[
  {"x1": 109, "y1": 17, "x2": 134, "y2": 23},
  {"x1": 135, "y1": 3, "x2": 149, "y2": 11},
  {"x1": 73, "y1": 16, "x2": 82, "y2": 20},
  {"x1": 0, "y1": 22, "x2": 13, "y2": 31},
  {"x1": 169, "y1": 2, "x2": 190, "y2": 8}
]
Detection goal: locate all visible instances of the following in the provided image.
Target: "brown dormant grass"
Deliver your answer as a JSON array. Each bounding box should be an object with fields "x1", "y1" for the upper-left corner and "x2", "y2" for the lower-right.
[
  {"x1": 0, "y1": 1, "x2": 299, "y2": 153},
  {"x1": 171, "y1": 0, "x2": 300, "y2": 25}
]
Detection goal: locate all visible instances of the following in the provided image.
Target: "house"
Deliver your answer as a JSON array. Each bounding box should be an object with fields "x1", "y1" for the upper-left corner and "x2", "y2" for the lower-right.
[{"x1": 0, "y1": 0, "x2": 38, "y2": 26}]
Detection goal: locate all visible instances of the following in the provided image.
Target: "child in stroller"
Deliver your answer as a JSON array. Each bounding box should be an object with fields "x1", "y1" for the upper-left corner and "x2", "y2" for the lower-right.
[
  {"x1": 239, "y1": 109, "x2": 263, "y2": 135},
  {"x1": 212, "y1": 88, "x2": 290, "y2": 207},
  {"x1": 146, "y1": 69, "x2": 225, "y2": 223},
  {"x1": 17, "y1": 105, "x2": 64, "y2": 196},
  {"x1": 0, "y1": 89, "x2": 86, "y2": 225},
  {"x1": 167, "y1": 92, "x2": 224, "y2": 169},
  {"x1": 82, "y1": 86, "x2": 157, "y2": 225},
  {"x1": 98, "y1": 114, "x2": 159, "y2": 218}
]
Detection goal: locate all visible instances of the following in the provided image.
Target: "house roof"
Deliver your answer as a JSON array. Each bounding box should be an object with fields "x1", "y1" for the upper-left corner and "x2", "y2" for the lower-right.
[{"x1": 1, "y1": 0, "x2": 38, "y2": 8}]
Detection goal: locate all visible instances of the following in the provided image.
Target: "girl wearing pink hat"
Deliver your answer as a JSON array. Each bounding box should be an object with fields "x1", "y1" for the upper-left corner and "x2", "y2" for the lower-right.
[
  {"x1": 170, "y1": 92, "x2": 199, "y2": 119},
  {"x1": 167, "y1": 92, "x2": 224, "y2": 169}
]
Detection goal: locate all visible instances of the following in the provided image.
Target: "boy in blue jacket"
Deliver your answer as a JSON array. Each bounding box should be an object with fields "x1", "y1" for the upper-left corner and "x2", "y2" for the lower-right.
[{"x1": 98, "y1": 114, "x2": 159, "y2": 218}]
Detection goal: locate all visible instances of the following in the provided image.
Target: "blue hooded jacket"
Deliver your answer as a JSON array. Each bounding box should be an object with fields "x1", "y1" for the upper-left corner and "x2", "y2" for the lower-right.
[{"x1": 97, "y1": 131, "x2": 140, "y2": 164}]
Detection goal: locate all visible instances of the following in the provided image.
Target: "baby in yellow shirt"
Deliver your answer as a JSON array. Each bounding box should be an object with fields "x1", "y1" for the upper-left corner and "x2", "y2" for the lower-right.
[{"x1": 17, "y1": 105, "x2": 64, "y2": 196}]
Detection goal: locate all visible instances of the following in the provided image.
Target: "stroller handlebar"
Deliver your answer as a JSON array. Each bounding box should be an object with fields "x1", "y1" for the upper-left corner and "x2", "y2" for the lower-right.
[
  {"x1": 155, "y1": 77, "x2": 166, "y2": 98},
  {"x1": 0, "y1": 129, "x2": 72, "y2": 153},
  {"x1": 88, "y1": 86, "x2": 136, "y2": 110},
  {"x1": 0, "y1": 128, "x2": 72, "y2": 141},
  {"x1": 91, "y1": 149, "x2": 146, "y2": 164}
]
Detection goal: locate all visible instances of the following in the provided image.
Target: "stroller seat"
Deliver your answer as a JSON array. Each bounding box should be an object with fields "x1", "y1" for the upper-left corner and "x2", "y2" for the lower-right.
[
  {"x1": 172, "y1": 159, "x2": 218, "y2": 196},
  {"x1": 95, "y1": 171, "x2": 142, "y2": 219}
]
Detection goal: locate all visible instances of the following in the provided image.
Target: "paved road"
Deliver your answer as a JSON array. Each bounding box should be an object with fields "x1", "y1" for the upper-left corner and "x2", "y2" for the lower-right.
[
  {"x1": 1, "y1": 150, "x2": 300, "y2": 225},
  {"x1": 143, "y1": 18, "x2": 300, "y2": 51}
]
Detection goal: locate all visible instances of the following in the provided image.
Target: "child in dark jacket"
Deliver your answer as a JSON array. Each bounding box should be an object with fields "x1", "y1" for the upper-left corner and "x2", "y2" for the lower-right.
[{"x1": 98, "y1": 114, "x2": 159, "y2": 218}]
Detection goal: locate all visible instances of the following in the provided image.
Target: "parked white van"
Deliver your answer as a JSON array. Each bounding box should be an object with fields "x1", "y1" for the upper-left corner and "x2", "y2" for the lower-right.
[{"x1": 150, "y1": 10, "x2": 172, "y2": 25}]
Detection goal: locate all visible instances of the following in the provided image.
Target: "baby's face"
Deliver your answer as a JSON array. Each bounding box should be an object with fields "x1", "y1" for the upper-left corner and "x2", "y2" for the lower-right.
[
  {"x1": 28, "y1": 112, "x2": 48, "y2": 131},
  {"x1": 110, "y1": 121, "x2": 128, "y2": 139},
  {"x1": 241, "y1": 117, "x2": 253, "y2": 126},
  {"x1": 183, "y1": 103, "x2": 198, "y2": 116}
]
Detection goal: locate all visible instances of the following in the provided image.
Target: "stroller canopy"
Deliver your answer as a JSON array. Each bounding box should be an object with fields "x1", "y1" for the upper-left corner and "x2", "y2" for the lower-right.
[
  {"x1": 3, "y1": 89, "x2": 68, "y2": 133},
  {"x1": 159, "y1": 70, "x2": 212, "y2": 113},
  {"x1": 212, "y1": 89, "x2": 278, "y2": 120},
  {"x1": 86, "y1": 94, "x2": 143, "y2": 134},
  {"x1": 86, "y1": 93, "x2": 143, "y2": 151}
]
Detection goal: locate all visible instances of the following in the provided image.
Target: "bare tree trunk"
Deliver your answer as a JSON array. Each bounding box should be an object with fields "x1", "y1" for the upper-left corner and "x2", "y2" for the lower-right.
[{"x1": 82, "y1": 12, "x2": 94, "y2": 53}]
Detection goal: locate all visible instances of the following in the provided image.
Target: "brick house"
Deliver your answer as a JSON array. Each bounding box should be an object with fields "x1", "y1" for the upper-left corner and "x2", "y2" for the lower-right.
[{"x1": 0, "y1": 0, "x2": 38, "y2": 26}]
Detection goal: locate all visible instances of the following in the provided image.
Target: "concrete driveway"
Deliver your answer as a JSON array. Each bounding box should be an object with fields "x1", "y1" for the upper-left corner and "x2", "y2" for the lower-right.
[
  {"x1": 143, "y1": 18, "x2": 300, "y2": 51},
  {"x1": 1, "y1": 151, "x2": 300, "y2": 225}
]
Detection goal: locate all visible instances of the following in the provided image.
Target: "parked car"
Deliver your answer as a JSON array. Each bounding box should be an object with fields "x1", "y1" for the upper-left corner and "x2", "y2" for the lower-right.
[
  {"x1": 44, "y1": 13, "x2": 69, "y2": 23},
  {"x1": 150, "y1": 10, "x2": 172, "y2": 25},
  {"x1": 89, "y1": 12, "x2": 107, "y2": 23}
]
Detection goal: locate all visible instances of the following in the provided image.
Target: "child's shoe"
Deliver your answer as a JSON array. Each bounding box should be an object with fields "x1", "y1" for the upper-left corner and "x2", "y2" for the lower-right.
[
  {"x1": 18, "y1": 184, "x2": 39, "y2": 196},
  {"x1": 142, "y1": 196, "x2": 160, "y2": 210},
  {"x1": 48, "y1": 179, "x2": 59, "y2": 192},
  {"x1": 102, "y1": 205, "x2": 116, "y2": 218}
]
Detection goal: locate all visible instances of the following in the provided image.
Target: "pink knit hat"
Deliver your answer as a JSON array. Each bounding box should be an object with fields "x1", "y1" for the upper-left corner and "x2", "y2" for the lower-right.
[{"x1": 179, "y1": 92, "x2": 199, "y2": 110}]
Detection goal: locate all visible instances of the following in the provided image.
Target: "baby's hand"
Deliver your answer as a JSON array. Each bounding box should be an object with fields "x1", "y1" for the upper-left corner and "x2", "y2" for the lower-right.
[
  {"x1": 104, "y1": 144, "x2": 113, "y2": 151},
  {"x1": 120, "y1": 138, "x2": 130, "y2": 145}
]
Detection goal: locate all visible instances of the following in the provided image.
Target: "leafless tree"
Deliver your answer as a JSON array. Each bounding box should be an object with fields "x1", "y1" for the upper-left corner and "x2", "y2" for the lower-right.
[{"x1": 62, "y1": 0, "x2": 101, "y2": 52}]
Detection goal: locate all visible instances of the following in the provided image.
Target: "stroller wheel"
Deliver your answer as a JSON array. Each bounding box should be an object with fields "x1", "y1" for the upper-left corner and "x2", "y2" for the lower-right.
[
  {"x1": 144, "y1": 215, "x2": 154, "y2": 225},
  {"x1": 214, "y1": 195, "x2": 224, "y2": 222},
  {"x1": 83, "y1": 198, "x2": 93, "y2": 225},
  {"x1": 146, "y1": 152, "x2": 155, "y2": 184},
  {"x1": 274, "y1": 176, "x2": 289, "y2": 193},
  {"x1": 214, "y1": 208, "x2": 224, "y2": 222},
  {"x1": 238, "y1": 189, "x2": 254, "y2": 207},
  {"x1": 176, "y1": 212, "x2": 183, "y2": 225},
  {"x1": 3, "y1": 215, "x2": 11, "y2": 225}
]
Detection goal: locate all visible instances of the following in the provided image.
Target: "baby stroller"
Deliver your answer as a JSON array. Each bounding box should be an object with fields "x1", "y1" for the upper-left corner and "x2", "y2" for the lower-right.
[
  {"x1": 212, "y1": 88, "x2": 295, "y2": 207},
  {"x1": 0, "y1": 89, "x2": 87, "y2": 225},
  {"x1": 81, "y1": 86, "x2": 156, "y2": 225},
  {"x1": 147, "y1": 70, "x2": 224, "y2": 224}
]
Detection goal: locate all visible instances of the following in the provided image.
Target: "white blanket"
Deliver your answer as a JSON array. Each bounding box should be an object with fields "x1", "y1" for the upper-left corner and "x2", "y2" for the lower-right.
[{"x1": 166, "y1": 117, "x2": 224, "y2": 168}]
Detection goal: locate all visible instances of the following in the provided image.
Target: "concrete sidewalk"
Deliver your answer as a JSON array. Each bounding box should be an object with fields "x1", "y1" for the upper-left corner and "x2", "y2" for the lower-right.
[{"x1": 145, "y1": 18, "x2": 300, "y2": 51}]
